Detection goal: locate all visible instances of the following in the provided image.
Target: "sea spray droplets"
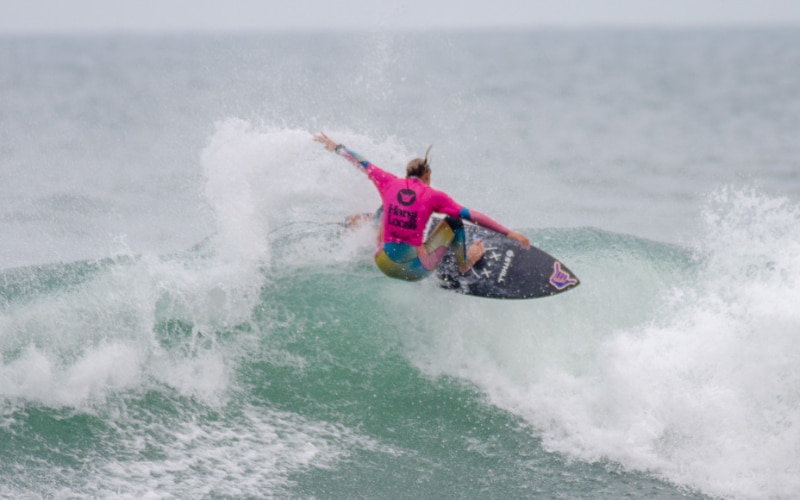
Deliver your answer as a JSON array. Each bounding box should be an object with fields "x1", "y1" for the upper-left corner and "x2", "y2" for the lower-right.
[
  {"x1": 201, "y1": 118, "x2": 273, "y2": 268},
  {"x1": 700, "y1": 186, "x2": 800, "y2": 280},
  {"x1": 577, "y1": 190, "x2": 800, "y2": 499}
]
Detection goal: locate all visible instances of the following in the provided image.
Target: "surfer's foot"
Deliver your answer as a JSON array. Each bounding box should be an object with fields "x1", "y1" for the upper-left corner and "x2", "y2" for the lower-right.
[{"x1": 459, "y1": 240, "x2": 484, "y2": 274}]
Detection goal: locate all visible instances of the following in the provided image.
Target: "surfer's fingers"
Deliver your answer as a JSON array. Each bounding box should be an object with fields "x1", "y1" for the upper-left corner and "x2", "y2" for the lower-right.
[
  {"x1": 313, "y1": 133, "x2": 338, "y2": 151},
  {"x1": 509, "y1": 231, "x2": 530, "y2": 248}
]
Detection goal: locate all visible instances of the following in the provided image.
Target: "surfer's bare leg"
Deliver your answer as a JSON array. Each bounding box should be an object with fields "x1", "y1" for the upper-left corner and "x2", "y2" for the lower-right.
[
  {"x1": 459, "y1": 240, "x2": 484, "y2": 274},
  {"x1": 345, "y1": 206, "x2": 382, "y2": 230},
  {"x1": 422, "y1": 216, "x2": 483, "y2": 274},
  {"x1": 344, "y1": 213, "x2": 373, "y2": 228}
]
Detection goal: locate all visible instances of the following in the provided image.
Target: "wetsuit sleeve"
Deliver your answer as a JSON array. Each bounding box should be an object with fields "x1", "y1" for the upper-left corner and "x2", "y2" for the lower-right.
[
  {"x1": 333, "y1": 144, "x2": 397, "y2": 193},
  {"x1": 433, "y1": 190, "x2": 511, "y2": 236},
  {"x1": 334, "y1": 144, "x2": 373, "y2": 172},
  {"x1": 459, "y1": 208, "x2": 511, "y2": 236}
]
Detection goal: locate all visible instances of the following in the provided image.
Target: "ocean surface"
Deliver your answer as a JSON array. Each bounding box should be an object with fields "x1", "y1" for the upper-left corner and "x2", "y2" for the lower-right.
[{"x1": 1, "y1": 29, "x2": 800, "y2": 499}]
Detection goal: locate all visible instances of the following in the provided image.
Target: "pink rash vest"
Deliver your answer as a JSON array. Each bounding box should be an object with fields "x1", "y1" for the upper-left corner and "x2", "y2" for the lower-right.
[{"x1": 335, "y1": 144, "x2": 510, "y2": 247}]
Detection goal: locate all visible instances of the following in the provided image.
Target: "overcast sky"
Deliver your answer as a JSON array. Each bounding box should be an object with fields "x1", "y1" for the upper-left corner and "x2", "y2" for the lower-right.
[{"x1": 1, "y1": 0, "x2": 799, "y2": 34}]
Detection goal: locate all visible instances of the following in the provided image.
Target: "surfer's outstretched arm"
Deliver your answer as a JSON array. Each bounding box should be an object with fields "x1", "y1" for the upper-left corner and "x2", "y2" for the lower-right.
[
  {"x1": 469, "y1": 210, "x2": 530, "y2": 248},
  {"x1": 456, "y1": 207, "x2": 531, "y2": 249},
  {"x1": 314, "y1": 132, "x2": 374, "y2": 172}
]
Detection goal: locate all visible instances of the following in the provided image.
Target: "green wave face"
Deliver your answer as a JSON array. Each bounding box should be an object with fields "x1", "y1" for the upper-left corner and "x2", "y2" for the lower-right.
[{"x1": 0, "y1": 226, "x2": 712, "y2": 499}]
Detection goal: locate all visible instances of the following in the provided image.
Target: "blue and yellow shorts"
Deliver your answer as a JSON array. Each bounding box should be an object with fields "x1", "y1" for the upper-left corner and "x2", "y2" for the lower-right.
[{"x1": 375, "y1": 217, "x2": 467, "y2": 281}]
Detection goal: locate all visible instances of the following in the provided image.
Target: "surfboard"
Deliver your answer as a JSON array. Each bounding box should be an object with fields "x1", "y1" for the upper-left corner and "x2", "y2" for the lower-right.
[{"x1": 428, "y1": 217, "x2": 580, "y2": 299}]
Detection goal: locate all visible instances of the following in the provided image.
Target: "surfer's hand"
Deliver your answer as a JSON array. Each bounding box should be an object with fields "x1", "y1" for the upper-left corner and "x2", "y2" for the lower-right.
[
  {"x1": 508, "y1": 231, "x2": 530, "y2": 249},
  {"x1": 314, "y1": 132, "x2": 338, "y2": 152}
]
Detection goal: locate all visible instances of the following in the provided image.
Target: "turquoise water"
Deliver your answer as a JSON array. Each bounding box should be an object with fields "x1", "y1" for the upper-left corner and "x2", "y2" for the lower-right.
[
  {"x1": 1, "y1": 227, "x2": 704, "y2": 498},
  {"x1": 2, "y1": 31, "x2": 800, "y2": 498}
]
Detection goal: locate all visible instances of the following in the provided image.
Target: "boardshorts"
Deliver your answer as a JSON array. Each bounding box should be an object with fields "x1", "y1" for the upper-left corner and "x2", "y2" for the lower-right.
[{"x1": 374, "y1": 216, "x2": 468, "y2": 281}]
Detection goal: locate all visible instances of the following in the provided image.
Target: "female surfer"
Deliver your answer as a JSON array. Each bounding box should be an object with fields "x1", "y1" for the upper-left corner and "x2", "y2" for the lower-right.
[{"x1": 314, "y1": 132, "x2": 530, "y2": 282}]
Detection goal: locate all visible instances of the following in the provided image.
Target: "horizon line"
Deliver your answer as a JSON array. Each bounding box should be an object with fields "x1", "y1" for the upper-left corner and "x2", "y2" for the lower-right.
[{"x1": 1, "y1": 22, "x2": 799, "y2": 37}]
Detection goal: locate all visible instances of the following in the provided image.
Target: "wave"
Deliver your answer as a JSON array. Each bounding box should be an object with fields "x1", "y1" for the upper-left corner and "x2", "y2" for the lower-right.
[
  {"x1": 2, "y1": 122, "x2": 799, "y2": 498},
  {"x1": 0, "y1": 222, "x2": 695, "y2": 498},
  {"x1": 403, "y1": 187, "x2": 800, "y2": 500}
]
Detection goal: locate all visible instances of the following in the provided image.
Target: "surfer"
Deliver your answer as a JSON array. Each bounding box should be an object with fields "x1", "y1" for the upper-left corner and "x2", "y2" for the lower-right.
[{"x1": 314, "y1": 132, "x2": 530, "y2": 282}]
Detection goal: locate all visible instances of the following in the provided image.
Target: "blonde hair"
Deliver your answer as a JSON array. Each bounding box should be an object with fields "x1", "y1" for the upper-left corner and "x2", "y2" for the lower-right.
[{"x1": 405, "y1": 145, "x2": 433, "y2": 178}]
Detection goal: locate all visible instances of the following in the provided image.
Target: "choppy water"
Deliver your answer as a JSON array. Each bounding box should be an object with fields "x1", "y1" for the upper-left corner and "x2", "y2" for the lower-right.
[{"x1": 2, "y1": 29, "x2": 800, "y2": 499}]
